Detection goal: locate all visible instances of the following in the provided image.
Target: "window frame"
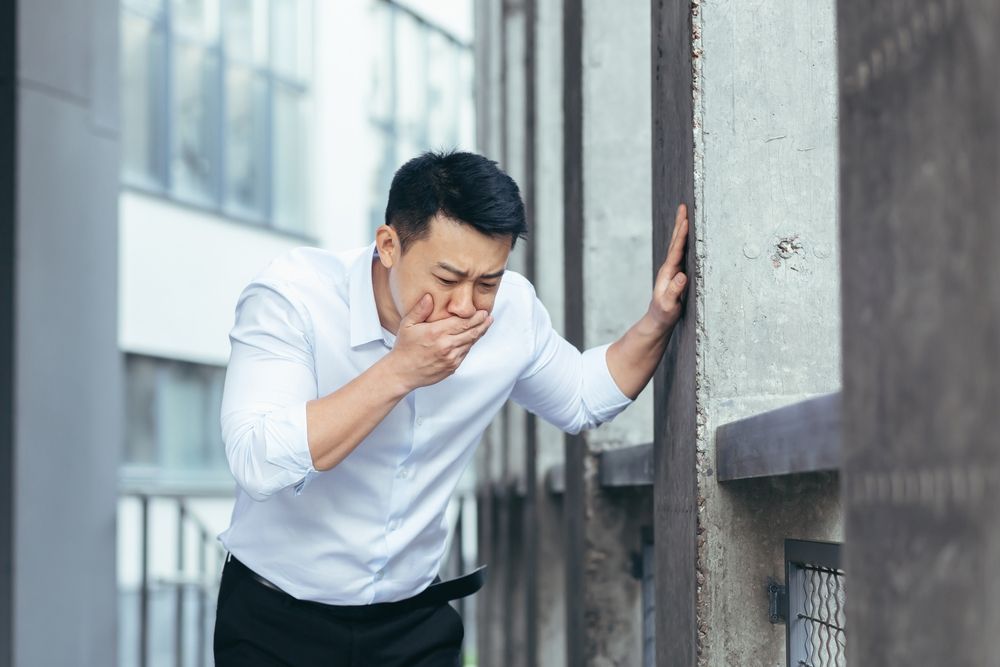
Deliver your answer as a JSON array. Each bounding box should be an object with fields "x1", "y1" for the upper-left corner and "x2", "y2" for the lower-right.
[{"x1": 120, "y1": 0, "x2": 315, "y2": 240}]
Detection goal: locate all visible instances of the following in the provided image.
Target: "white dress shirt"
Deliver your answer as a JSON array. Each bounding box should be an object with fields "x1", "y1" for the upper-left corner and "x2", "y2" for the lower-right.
[{"x1": 218, "y1": 241, "x2": 632, "y2": 605}]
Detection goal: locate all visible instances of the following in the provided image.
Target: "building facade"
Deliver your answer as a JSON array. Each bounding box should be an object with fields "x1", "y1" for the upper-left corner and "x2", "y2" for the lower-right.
[{"x1": 115, "y1": 1, "x2": 475, "y2": 665}]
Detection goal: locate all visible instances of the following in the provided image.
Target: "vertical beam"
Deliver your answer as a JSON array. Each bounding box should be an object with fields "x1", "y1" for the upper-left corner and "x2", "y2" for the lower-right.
[
  {"x1": 0, "y1": 1, "x2": 15, "y2": 664},
  {"x1": 561, "y1": 0, "x2": 585, "y2": 664},
  {"x1": 522, "y1": 1, "x2": 539, "y2": 665},
  {"x1": 650, "y1": 0, "x2": 697, "y2": 664},
  {"x1": 4, "y1": 0, "x2": 122, "y2": 664},
  {"x1": 839, "y1": 1, "x2": 1000, "y2": 664},
  {"x1": 531, "y1": 0, "x2": 567, "y2": 661}
]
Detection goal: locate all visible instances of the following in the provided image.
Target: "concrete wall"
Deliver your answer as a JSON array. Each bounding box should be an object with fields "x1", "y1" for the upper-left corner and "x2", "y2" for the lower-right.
[
  {"x1": 0, "y1": 1, "x2": 122, "y2": 665},
  {"x1": 571, "y1": 0, "x2": 653, "y2": 663},
  {"x1": 839, "y1": 1, "x2": 1000, "y2": 663},
  {"x1": 692, "y1": 1, "x2": 843, "y2": 664},
  {"x1": 531, "y1": 0, "x2": 567, "y2": 663}
]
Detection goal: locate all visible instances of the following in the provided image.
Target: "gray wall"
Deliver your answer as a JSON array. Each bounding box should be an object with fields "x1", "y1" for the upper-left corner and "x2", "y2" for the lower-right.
[
  {"x1": 693, "y1": 1, "x2": 843, "y2": 664},
  {"x1": 531, "y1": 0, "x2": 566, "y2": 663},
  {"x1": 1, "y1": 1, "x2": 122, "y2": 665},
  {"x1": 839, "y1": 1, "x2": 1000, "y2": 664}
]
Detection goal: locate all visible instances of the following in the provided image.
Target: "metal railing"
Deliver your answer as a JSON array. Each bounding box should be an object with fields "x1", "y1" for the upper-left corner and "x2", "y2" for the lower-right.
[
  {"x1": 122, "y1": 484, "x2": 232, "y2": 667},
  {"x1": 123, "y1": 485, "x2": 473, "y2": 667}
]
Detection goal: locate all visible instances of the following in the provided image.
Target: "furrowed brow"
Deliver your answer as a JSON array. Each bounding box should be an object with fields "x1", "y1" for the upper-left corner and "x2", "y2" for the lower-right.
[
  {"x1": 436, "y1": 262, "x2": 506, "y2": 281},
  {"x1": 436, "y1": 262, "x2": 469, "y2": 278}
]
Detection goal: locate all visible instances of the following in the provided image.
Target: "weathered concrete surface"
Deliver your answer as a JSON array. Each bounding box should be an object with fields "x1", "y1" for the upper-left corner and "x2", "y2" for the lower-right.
[
  {"x1": 473, "y1": 1, "x2": 505, "y2": 662},
  {"x1": 531, "y1": 0, "x2": 567, "y2": 663},
  {"x1": 572, "y1": 0, "x2": 654, "y2": 664},
  {"x1": 693, "y1": 0, "x2": 843, "y2": 664},
  {"x1": 501, "y1": 6, "x2": 529, "y2": 665},
  {"x1": 839, "y1": 1, "x2": 1000, "y2": 664}
]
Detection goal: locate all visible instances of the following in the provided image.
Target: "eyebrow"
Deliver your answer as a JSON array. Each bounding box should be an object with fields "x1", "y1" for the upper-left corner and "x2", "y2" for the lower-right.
[{"x1": 435, "y1": 262, "x2": 506, "y2": 281}]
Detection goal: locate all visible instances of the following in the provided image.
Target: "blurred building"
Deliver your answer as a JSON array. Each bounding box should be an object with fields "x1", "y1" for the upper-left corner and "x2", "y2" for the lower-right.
[{"x1": 115, "y1": 1, "x2": 474, "y2": 665}]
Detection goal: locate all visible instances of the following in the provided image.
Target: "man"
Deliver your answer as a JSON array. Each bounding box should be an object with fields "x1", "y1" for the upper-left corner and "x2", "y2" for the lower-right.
[{"x1": 213, "y1": 151, "x2": 689, "y2": 666}]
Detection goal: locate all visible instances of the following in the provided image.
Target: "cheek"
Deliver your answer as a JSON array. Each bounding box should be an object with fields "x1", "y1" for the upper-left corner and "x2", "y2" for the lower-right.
[{"x1": 475, "y1": 293, "x2": 497, "y2": 313}]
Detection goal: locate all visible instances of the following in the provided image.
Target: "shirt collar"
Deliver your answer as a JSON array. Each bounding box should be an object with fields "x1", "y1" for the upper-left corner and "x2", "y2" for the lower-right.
[{"x1": 348, "y1": 241, "x2": 386, "y2": 348}]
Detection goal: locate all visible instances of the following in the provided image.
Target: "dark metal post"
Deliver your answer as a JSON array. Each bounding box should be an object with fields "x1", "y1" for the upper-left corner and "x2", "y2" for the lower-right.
[
  {"x1": 522, "y1": 1, "x2": 539, "y2": 664},
  {"x1": 561, "y1": 1, "x2": 585, "y2": 665},
  {"x1": 139, "y1": 495, "x2": 150, "y2": 667},
  {"x1": 197, "y1": 528, "x2": 207, "y2": 667},
  {"x1": 175, "y1": 500, "x2": 185, "y2": 667}
]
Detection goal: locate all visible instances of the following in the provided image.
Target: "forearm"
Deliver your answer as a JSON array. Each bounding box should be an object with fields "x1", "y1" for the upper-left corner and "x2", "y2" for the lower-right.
[
  {"x1": 305, "y1": 355, "x2": 411, "y2": 471},
  {"x1": 605, "y1": 310, "x2": 675, "y2": 400}
]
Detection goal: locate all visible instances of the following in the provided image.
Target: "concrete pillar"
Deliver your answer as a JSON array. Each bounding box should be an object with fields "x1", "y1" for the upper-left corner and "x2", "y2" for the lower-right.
[
  {"x1": 500, "y1": 3, "x2": 529, "y2": 665},
  {"x1": 653, "y1": 0, "x2": 842, "y2": 664},
  {"x1": 0, "y1": 1, "x2": 122, "y2": 665},
  {"x1": 529, "y1": 0, "x2": 567, "y2": 663},
  {"x1": 563, "y1": 0, "x2": 653, "y2": 664},
  {"x1": 839, "y1": 1, "x2": 1000, "y2": 664},
  {"x1": 474, "y1": 1, "x2": 506, "y2": 663}
]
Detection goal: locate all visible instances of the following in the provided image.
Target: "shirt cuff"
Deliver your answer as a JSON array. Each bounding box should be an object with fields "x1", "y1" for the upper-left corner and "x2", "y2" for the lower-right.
[
  {"x1": 580, "y1": 342, "x2": 634, "y2": 422},
  {"x1": 262, "y1": 400, "x2": 317, "y2": 479}
]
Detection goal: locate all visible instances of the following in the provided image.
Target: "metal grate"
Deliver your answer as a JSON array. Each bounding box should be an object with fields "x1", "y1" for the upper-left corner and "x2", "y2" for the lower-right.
[{"x1": 786, "y1": 540, "x2": 845, "y2": 667}]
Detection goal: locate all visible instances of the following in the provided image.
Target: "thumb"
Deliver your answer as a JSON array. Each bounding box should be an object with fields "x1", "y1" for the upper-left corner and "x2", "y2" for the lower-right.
[{"x1": 402, "y1": 294, "x2": 433, "y2": 327}]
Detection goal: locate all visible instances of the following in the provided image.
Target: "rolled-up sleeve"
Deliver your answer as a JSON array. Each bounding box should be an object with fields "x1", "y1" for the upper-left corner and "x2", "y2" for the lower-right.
[
  {"x1": 508, "y1": 288, "x2": 633, "y2": 434},
  {"x1": 220, "y1": 280, "x2": 320, "y2": 501}
]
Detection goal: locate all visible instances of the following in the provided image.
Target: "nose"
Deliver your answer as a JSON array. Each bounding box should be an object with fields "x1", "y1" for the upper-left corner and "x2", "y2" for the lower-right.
[{"x1": 447, "y1": 284, "x2": 477, "y2": 319}]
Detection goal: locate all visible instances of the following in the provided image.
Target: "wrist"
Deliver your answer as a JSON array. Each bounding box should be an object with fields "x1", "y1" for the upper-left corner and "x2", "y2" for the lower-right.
[
  {"x1": 639, "y1": 307, "x2": 675, "y2": 338},
  {"x1": 375, "y1": 352, "x2": 416, "y2": 398}
]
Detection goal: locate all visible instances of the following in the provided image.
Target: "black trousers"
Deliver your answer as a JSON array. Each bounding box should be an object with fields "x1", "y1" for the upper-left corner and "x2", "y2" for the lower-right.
[{"x1": 213, "y1": 557, "x2": 464, "y2": 667}]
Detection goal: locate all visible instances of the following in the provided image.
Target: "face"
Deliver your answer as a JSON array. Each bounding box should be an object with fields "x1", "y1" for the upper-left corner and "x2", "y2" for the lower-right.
[{"x1": 375, "y1": 213, "x2": 512, "y2": 323}]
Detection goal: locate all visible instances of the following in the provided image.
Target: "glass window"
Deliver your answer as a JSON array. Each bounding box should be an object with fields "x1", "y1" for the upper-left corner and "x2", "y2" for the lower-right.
[
  {"x1": 272, "y1": 0, "x2": 311, "y2": 81},
  {"x1": 225, "y1": 67, "x2": 268, "y2": 219},
  {"x1": 124, "y1": 355, "x2": 228, "y2": 482},
  {"x1": 170, "y1": 43, "x2": 221, "y2": 205},
  {"x1": 272, "y1": 82, "x2": 310, "y2": 235},
  {"x1": 225, "y1": 0, "x2": 268, "y2": 66},
  {"x1": 121, "y1": 12, "x2": 167, "y2": 187},
  {"x1": 171, "y1": 0, "x2": 219, "y2": 42},
  {"x1": 120, "y1": 0, "x2": 313, "y2": 236}
]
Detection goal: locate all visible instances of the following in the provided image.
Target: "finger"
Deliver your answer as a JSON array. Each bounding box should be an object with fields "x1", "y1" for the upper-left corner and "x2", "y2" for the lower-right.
[
  {"x1": 400, "y1": 294, "x2": 433, "y2": 327},
  {"x1": 662, "y1": 211, "x2": 689, "y2": 273},
  {"x1": 665, "y1": 272, "x2": 688, "y2": 301},
  {"x1": 442, "y1": 310, "x2": 488, "y2": 335},
  {"x1": 668, "y1": 203, "x2": 687, "y2": 245},
  {"x1": 454, "y1": 314, "x2": 493, "y2": 345}
]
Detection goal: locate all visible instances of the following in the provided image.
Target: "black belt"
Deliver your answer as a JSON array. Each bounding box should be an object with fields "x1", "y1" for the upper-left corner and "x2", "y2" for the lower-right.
[{"x1": 228, "y1": 555, "x2": 487, "y2": 616}]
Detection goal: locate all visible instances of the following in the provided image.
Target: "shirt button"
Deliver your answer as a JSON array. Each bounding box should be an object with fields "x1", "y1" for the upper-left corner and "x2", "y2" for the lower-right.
[
  {"x1": 397, "y1": 468, "x2": 409, "y2": 479},
  {"x1": 374, "y1": 571, "x2": 384, "y2": 582},
  {"x1": 416, "y1": 417, "x2": 424, "y2": 427},
  {"x1": 388, "y1": 520, "x2": 399, "y2": 532}
]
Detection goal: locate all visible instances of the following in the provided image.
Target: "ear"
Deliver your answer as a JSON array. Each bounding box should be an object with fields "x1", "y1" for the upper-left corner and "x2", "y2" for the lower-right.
[{"x1": 374, "y1": 225, "x2": 400, "y2": 269}]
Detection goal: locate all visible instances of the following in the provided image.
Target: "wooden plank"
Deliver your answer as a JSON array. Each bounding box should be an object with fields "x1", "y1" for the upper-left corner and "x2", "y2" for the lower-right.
[
  {"x1": 715, "y1": 393, "x2": 841, "y2": 482},
  {"x1": 651, "y1": 0, "x2": 698, "y2": 664},
  {"x1": 562, "y1": 0, "x2": 585, "y2": 665},
  {"x1": 839, "y1": 1, "x2": 1000, "y2": 664},
  {"x1": 599, "y1": 443, "x2": 654, "y2": 488}
]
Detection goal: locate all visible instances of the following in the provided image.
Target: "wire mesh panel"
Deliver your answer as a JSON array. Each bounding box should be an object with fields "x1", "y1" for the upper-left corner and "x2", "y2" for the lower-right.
[{"x1": 786, "y1": 540, "x2": 845, "y2": 667}]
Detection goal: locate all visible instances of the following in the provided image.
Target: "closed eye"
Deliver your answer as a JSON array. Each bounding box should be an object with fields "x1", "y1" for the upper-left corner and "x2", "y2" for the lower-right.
[{"x1": 436, "y1": 277, "x2": 458, "y2": 286}]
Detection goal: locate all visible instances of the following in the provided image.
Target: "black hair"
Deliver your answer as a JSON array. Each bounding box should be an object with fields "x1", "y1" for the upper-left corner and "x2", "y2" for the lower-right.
[{"x1": 384, "y1": 150, "x2": 527, "y2": 250}]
